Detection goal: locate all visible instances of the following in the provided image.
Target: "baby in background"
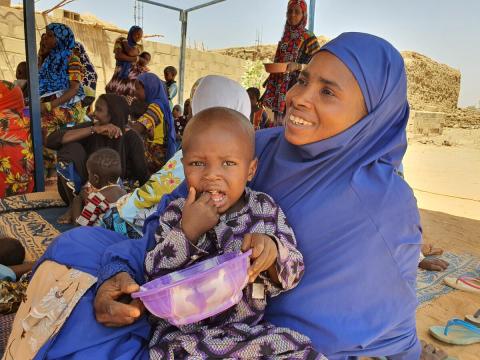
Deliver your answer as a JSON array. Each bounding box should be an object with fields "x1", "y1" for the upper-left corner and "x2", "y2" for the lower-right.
[{"x1": 143, "y1": 107, "x2": 321, "y2": 359}]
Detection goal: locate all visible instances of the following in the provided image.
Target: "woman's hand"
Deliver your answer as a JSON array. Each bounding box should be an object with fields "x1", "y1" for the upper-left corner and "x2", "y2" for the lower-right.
[
  {"x1": 94, "y1": 272, "x2": 145, "y2": 327},
  {"x1": 286, "y1": 62, "x2": 302, "y2": 73},
  {"x1": 241, "y1": 233, "x2": 278, "y2": 283},
  {"x1": 95, "y1": 124, "x2": 122, "y2": 139},
  {"x1": 181, "y1": 187, "x2": 219, "y2": 244},
  {"x1": 130, "y1": 122, "x2": 148, "y2": 137}
]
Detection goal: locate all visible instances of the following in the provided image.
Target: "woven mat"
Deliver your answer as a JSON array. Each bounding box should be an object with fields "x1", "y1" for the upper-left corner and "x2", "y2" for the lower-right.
[
  {"x1": 417, "y1": 252, "x2": 480, "y2": 307},
  {"x1": 0, "y1": 192, "x2": 72, "y2": 262}
]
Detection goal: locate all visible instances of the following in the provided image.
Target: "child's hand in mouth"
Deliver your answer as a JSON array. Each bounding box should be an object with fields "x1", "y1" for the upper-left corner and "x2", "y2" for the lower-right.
[{"x1": 182, "y1": 187, "x2": 220, "y2": 244}]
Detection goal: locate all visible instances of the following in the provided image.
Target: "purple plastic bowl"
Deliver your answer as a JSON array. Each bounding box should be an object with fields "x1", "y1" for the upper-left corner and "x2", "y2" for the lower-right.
[{"x1": 132, "y1": 250, "x2": 252, "y2": 326}]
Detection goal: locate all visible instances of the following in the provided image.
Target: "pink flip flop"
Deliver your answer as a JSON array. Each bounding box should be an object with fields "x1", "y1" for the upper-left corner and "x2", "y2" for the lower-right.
[{"x1": 444, "y1": 276, "x2": 480, "y2": 294}]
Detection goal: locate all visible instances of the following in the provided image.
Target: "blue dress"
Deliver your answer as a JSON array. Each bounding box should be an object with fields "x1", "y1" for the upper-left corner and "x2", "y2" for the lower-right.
[{"x1": 33, "y1": 32, "x2": 421, "y2": 359}]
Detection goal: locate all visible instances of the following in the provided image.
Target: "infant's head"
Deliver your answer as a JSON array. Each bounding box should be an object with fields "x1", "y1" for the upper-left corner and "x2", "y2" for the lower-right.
[
  {"x1": 86, "y1": 148, "x2": 122, "y2": 189},
  {"x1": 0, "y1": 237, "x2": 25, "y2": 266},
  {"x1": 138, "y1": 51, "x2": 151, "y2": 66}
]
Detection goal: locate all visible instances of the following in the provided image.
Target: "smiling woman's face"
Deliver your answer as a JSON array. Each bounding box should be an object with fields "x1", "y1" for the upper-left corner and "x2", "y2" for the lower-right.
[{"x1": 284, "y1": 51, "x2": 368, "y2": 146}]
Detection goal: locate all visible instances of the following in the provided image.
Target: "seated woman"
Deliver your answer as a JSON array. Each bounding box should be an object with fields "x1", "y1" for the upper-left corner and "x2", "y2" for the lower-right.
[
  {"x1": 130, "y1": 72, "x2": 176, "y2": 174},
  {"x1": 5, "y1": 33, "x2": 427, "y2": 359},
  {"x1": 46, "y1": 94, "x2": 149, "y2": 224},
  {"x1": 38, "y1": 23, "x2": 86, "y2": 181},
  {"x1": 0, "y1": 81, "x2": 34, "y2": 197}
]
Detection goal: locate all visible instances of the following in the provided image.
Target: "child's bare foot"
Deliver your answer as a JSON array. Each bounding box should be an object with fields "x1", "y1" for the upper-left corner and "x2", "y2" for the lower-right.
[
  {"x1": 57, "y1": 209, "x2": 73, "y2": 224},
  {"x1": 421, "y1": 244, "x2": 444, "y2": 256}
]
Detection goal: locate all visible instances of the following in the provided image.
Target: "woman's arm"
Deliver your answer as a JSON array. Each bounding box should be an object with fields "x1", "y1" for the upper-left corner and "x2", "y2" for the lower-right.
[
  {"x1": 114, "y1": 40, "x2": 139, "y2": 62},
  {"x1": 60, "y1": 124, "x2": 122, "y2": 145},
  {"x1": 122, "y1": 39, "x2": 140, "y2": 57},
  {"x1": 50, "y1": 80, "x2": 80, "y2": 109},
  {"x1": 114, "y1": 47, "x2": 138, "y2": 63}
]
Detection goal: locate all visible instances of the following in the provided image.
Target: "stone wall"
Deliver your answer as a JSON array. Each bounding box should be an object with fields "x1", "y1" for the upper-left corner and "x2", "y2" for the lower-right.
[
  {"x1": 0, "y1": 5, "x2": 249, "y2": 103},
  {"x1": 402, "y1": 51, "x2": 460, "y2": 112}
]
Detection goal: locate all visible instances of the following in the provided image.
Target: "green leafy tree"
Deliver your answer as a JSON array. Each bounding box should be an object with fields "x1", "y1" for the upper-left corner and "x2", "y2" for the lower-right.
[{"x1": 241, "y1": 60, "x2": 269, "y2": 90}]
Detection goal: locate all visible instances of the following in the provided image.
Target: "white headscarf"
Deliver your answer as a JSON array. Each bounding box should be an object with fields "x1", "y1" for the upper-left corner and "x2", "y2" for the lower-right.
[{"x1": 191, "y1": 75, "x2": 251, "y2": 119}]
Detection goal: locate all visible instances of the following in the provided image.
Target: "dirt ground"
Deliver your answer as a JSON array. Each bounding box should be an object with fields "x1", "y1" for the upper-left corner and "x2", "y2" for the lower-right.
[{"x1": 404, "y1": 128, "x2": 480, "y2": 360}]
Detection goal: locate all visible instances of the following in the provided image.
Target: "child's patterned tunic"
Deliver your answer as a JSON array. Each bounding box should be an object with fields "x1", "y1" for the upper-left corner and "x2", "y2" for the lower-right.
[{"x1": 145, "y1": 188, "x2": 325, "y2": 359}]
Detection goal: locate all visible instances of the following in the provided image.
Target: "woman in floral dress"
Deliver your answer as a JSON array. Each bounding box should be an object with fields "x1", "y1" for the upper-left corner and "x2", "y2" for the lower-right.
[{"x1": 0, "y1": 80, "x2": 34, "y2": 197}]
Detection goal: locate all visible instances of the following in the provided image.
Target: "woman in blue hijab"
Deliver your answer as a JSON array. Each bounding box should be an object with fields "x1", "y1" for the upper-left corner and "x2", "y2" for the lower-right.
[
  {"x1": 131, "y1": 72, "x2": 177, "y2": 173},
  {"x1": 7, "y1": 33, "x2": 422, "y2": 359}
]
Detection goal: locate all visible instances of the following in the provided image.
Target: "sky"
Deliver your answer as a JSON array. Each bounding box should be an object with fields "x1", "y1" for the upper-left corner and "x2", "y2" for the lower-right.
[{"x1": 16, "y1": 0, "x2": 480, "y2": 107}]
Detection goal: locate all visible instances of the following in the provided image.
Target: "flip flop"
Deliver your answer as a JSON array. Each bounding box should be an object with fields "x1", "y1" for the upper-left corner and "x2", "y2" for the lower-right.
[
  {"x1": 429, "y1": 318, "x2": 480, "y2": 345},
  {"x1": 444, "y1": 276, "x2": 480, "y2": 294},
  {"x1": 465, "y1": 309, "x2": 480, "y2": 326}
]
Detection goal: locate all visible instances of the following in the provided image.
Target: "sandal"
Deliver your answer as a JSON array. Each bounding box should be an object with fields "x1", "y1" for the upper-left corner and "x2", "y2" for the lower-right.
[
  {"x1": 444, "y1": 276, "x2": 480, "y2": 294},
  {"x1": 465, "y1": 309, "x2": 480, "y2": 327},
  {"x1": 429, "y1": 318, "x2": 480, "y2": 345}
]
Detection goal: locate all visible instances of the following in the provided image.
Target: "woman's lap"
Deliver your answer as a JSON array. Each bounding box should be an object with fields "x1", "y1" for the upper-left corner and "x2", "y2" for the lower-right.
[{"x1": 21, "y1": 227, "x2": 151, "y2": 359}]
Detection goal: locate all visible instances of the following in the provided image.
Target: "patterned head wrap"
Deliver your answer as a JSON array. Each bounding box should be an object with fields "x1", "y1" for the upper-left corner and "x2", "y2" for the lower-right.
[
  {"x1": 74, "y1": 42, "x2": 98, "y2": 91},
  {"x1": 39, "y1": 23, "x2": 76, "y2": 95}
]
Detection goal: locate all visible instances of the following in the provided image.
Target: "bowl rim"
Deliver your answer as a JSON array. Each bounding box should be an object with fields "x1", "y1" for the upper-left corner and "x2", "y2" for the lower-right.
[{"x1": 132, "y1": 249, "x2": 252, "y2": 299}]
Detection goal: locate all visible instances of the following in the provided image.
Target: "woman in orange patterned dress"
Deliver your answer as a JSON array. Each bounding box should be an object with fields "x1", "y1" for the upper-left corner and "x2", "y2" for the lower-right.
[{"x1": 0, "y1": 80, "x2": 34, "y2": 197}]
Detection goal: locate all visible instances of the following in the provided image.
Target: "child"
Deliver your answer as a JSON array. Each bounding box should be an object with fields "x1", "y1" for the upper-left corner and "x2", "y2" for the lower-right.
[
  {"x1": 0, "y1": 237, "x2": 25, "y2": 281},
  {"x1": 14, "y1": 61, "x2": 28, "y2": 100},
  {"x1": 131, "y1": 51, "x2": 151, "y2": 78},
  {"x1": 75, "y1": 148, "x2": 126, "y2": 227},
  {"x1": 144, "y1": 107, "x2": 322, "y2": 359},
  {"x1": 247, "y1": 87, "x2": 271, "y2": 130},
  {"x1": 163, "y1": 65, "x2": 178, "y2": 109},
  {"x1": 138, "y1": 51, "x2": 151, "y2": 68},
  {"x1": 172, "y1": 104, "x2": 188, "y2": 140}
]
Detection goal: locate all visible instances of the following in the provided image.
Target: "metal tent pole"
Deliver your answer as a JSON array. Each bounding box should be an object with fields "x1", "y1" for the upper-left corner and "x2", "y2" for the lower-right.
[
  {"x1": 138, "y1": 0, "x2": 226, "y2": 104},
  {"x1": 23, "y1": 0, "x2": 44, "y2": 192},
  {"x1": 309, "y1": 0, "x2": 316, "y2": 33},
  {"x1": 178, "y1": 10, "x2": 188, "y2": 105}
]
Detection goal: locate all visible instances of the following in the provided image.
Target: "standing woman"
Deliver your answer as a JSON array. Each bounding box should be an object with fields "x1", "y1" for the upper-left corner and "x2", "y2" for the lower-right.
[
  {"x1": 261, "y1": 0, "x2": 320, "y2": 126},
  {"x1": 38, "y1": 23, "x2": 85, "y2": 180},
  {"x1": 132, "y1": 72, "x2": 176, "y2": 173},
  {"x1": 105, "y1": 26, "x2": 144, "y2": 104},
  {"x1": 0, "y1": 81, "x2": 34, "y2": 197}
]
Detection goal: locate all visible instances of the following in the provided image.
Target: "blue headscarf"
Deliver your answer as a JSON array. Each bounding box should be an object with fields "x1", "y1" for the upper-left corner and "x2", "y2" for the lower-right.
[
  {"x1": 39, "y1": 23, "x2": 77, "y2": 95},
  {"x1": 137, "y1": 72, "x2": 177, "y2": 160},
  {"x1": 251, "y1": 33, "x2": 422, "y2": 358},
  {"x1": 117, "y1": 26, "x2": 142, "y2": 79}
]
